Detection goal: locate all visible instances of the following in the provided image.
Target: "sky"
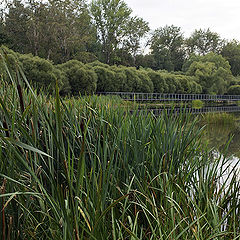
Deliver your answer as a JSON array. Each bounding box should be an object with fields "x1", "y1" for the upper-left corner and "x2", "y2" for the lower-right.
[{"x1": 124, "y1": 0, "x2": 240, "y2": 41}]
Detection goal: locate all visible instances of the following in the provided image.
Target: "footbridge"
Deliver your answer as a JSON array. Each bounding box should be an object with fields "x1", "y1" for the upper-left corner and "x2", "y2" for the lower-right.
[{"x1": 98, "y1": 92, "x2": 240, "y2": 102}]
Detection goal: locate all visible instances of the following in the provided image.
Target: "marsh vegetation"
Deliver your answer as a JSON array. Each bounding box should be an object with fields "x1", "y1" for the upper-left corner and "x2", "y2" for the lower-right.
[{"x1": 0, "y1": 52, "x2": 240, "y2": 240}]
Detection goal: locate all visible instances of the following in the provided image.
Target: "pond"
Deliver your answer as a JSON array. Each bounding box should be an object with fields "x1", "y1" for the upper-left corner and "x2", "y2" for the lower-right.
[{"x1": 202, "y1": 120, "x2": 240, "y2": 158}]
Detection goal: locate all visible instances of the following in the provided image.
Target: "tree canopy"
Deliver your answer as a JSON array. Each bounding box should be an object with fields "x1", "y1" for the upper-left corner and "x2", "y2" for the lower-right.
[
  {"x1": 90, "y1": 0, "x2": 149, "y2": 65},
  {"x1": 150, "y1": 25, "x2": 185, "y2": 71},
  {"x1": 186, "y1": 53, "x2": 232, "y2": 94}
]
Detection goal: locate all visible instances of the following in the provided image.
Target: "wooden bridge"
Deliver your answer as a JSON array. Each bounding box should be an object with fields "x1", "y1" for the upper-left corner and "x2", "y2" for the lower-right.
[{"x1": 99, "y1": 92, "x2": 240, "y2": 102}]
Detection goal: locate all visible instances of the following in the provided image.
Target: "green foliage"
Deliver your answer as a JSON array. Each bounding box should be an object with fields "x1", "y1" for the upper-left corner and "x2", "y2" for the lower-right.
[
  {"x1": 110, "y1": 65, "x2": 128, "y2": 91},
  {"x1": 147, "y1": 70, "x2": 169, "y2": 93},
  {"x1": 192, "y1": 99, "x2": 204, "y2": 109},
  {"x1": 174, "y1": 74, "x2": 202, "y2": 93},
  {"x1": 201, "y1": 113, "x2": 236, "y2": 125},
  {"x1": 2, "y1": 0, "x2": 95, "y2": 63},
  {"x1": 1, "y1": 59, "x2": 240, "y2": 239},
  {"x1": 0, "y1": 45, "x2": 20, "y2": 80},
  {"x1": 135, "y1": 70, "x2": 153, "y2": 92},
  {"x1": 117, "y1": 67, "x2": 153, "y2": 92},
  {"x1": 19, "y1": 53, "x2": 63, "y2": 91},
  {"x1": 90, "y1": 0, "x2": 149, "y2": 64},
  {"x1": 186, "y1": 28, "x2": 224, "y2": 55},
  {"x1": 86, "y1": 60, "x2": 110, "y2": 69},
  {"x1": 150, "y1": 25, "x2": 185, "y2": 71},
  {"x1": 0, "y1": 21, "x2": 9, "y2": 45},
  {"x1": 221, "y1": 40, "x2": 240, "y2": 76},
  {"x1": 135, "y1": 54, "x2": 157, "y2": 69},
  {"x1": 57, "y1": 60, "x2": 97, "y2": 95},
  {"x1": 94, "y1": 66, "x2": 120, "y2": 92},
  {"x1": 227, "y1": 85, "x2": 240, "y2": 95},
  {"x1": 146, "y1": 69, "x2": 202, "y2": 94},
  {"x1": 72, "y1": 51, "x2": 98, "y2": 64},
  {"x1": 185, "y1": 52, "x2": 233, "y2": 94}
]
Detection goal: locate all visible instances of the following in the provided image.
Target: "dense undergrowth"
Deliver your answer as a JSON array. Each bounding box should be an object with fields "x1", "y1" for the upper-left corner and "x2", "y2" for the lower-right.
[{"x1": 0, "y1": 51, "x2": 240, "y2": 240}]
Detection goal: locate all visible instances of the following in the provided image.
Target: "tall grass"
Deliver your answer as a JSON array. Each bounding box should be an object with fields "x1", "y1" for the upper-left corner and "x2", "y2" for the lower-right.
[
  {"x1": 0, "y1": 50, "x2": 240, "y2": 239},
  {"x1": 201, "y1": 112, "x2": 236, "y2": 126}
]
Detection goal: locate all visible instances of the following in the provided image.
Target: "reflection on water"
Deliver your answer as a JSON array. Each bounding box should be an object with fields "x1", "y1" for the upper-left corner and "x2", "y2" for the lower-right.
[{"x1": 202, "y1": 121, "x2": 240, "y2": 158}]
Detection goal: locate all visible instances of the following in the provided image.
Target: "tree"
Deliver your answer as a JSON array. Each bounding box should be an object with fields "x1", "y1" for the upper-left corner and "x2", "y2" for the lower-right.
[
  {"x1": 90, "y1": 0, "x2": 149, "y2": 65},
  {"x1": 0, "y1": 9, "x2": 9, "y2": 45},
  {"x1": 121, "y1": 16, "x2": 149, "y2": 64},
  {"x1": 221, "y1": 40, "x2": 240, "y2": 76},
  {"x1": 186, "y1": 52, "x2": 233, "y2": 94},
  {"x1": 186, "y1": 28, "x2": 224, "y2": 56},
  {"x1": 150, "y1": 25, "x2": 185, "y2": 71},
  {"x1": 93, "y1": 66, "x2": 119, "y2": 92},
  {"x1": 3, "y1": 0, "x2": 31, "y2": 53},
  {"x1": 147, "y1": 70, "x2": 168, "y2": 93},
  {"x1": 135, "y1": 54, "x2": 157, "y2": 69},
  {"x1": 227, "y1": 85, "x2": 240, "y2": 95},
  {"x1": 44, "y1": 0, "x2": 95, "y2": 62},
  {"x1": 3, "y1": 0, "x2": 95, "y2": 63}
]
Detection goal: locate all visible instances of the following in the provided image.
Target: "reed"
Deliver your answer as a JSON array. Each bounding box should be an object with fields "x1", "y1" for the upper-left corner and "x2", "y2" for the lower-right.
[
  {"x1": 201, "y1": 112, "x2": 236, "y2": 126},
  {"x1": 0, "y1": 50, "x2": 240, "y2": 239}
]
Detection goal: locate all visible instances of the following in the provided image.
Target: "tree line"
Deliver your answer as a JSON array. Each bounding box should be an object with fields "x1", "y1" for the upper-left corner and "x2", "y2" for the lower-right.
[
  {"x1": 3, "y1": 45, "x2": 240, "y2": 96},
  {"x1": 1, "y1": 0, "x2": 240, "y2": 95}
]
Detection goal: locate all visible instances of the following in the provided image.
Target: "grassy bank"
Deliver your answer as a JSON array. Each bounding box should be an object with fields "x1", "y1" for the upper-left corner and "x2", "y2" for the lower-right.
[{"x1": 0, "y1": 54, "x2": 240, "y2": 239}]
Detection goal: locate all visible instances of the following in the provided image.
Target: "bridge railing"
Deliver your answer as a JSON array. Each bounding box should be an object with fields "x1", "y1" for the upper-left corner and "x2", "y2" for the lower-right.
[
  {"x1": 135, "y1": 106, "x2": 240, "y2": 116},
  {"x1": 98, "y1": 92, "x2": 240, "y2": 101}
]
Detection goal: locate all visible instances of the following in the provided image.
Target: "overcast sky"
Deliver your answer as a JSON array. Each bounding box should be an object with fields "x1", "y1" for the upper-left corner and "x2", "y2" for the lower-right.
[{"x1": 125, "y1": 0, "x2": 240, "y2": 41}]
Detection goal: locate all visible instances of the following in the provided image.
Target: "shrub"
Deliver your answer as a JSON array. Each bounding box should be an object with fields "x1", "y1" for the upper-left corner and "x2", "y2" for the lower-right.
[
  {"x1": 93, "y1": 66, "x2": 119, "y2": 92},
  {"x1": 57, "y1": 60, "x2": 97, "y2": 95},
  {"x1": 0, "y1": 45, "x2": 21, "y2": 81},
  {"x1": 119, "y1": 67, "x2": 142, "y2": 92},
  {"x1": 175, "y1": 75, "x2": 202, "y2": 94},
  {"x1": 110, "y1": 65, "x2": 127, "y2": 92},
  {"x1": 227, "y1": 85, "x2": 240, "y2": 95},
  {"x1": 192, "y1": 99, "x2": 204, "y2": 109},
  {"x1": 161, "y1": 72, "x2": 177, "y2": 93},
  {"x1": 19, "y1": 54, "x2": 63, "y2": 92},
  {"x1": 136, "y1": 70, "x2": 153, "y2": 93},
  {"x1": 147, "y1": 70, "x2": 168, "y2": 93}
]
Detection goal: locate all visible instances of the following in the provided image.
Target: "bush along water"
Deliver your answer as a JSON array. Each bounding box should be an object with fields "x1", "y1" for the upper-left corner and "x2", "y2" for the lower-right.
[
  {"x1": 192, "y1": 99, "x2": 204, "y2": 109},
  {"x1": 1, "y1": 50, "x2": 240, "y2": 239}
]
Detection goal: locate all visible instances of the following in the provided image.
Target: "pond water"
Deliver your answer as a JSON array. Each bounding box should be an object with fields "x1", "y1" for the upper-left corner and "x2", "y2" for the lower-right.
[
  {"x1": 201, "y1": 120, "x2": 240, "y2": 190},
  {"x1": 202, "y1": 121, "x2": 240, "y2": 158}
]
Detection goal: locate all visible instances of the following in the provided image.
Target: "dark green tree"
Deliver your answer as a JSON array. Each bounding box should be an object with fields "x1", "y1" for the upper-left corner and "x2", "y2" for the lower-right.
[
  {"x1": 186, "y1": 28, "x2": 224, "y2": 56},
  {"x1": 4, "y1": 0, "x2": 30, "y2": 53},
  {"x1": 150, "y1": 25, "x2": 185, "y2": 71},
  {"x1": 19, "y1": 53, "x2": 65, "y2": 92},
  {"x1": 90, "y1": 0, "x2": 149, "y2": 65},
  {"x1": 221, "y1": 40, "x2": 240, "y2": 76},
  {"x1": 186, "y1": 52, "x2": 233, "y2": 94},
  {"x1": 227, "y1": 85, "x2": 240, "y2": 95},
  {"x1": 3, "y1": 0, "x2": 96, "y2": 63}
]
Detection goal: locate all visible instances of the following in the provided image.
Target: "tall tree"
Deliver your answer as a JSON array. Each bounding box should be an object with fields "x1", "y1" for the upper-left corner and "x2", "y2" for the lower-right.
[
  {"x1": 221, "y1": 40, "x2": 240, "y2": 76},
  {"x1": 90, "y1": 0, "x2": 149, "y2": 65},
  {"x1": 121, "y1": 16, "x2": 149, "y2": 62},
  {"x1": 3, "y1": 0, "x2": 95, "y2": 63},
  {"x1": 150, "y1": 25, "x2": 185, "y2": 71},
  {"x1": 45, "y1": 0, "x2": 95, "y2": 62},
  {"x1": 4, "y1": 0, "x2": 31, "y2": 53},
  {"x1": 186, "y1": 28, "x2": 224, "y2": 56},
  {"x1": 185, "y1": 52, "x2": 232, "y2": 94}
]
